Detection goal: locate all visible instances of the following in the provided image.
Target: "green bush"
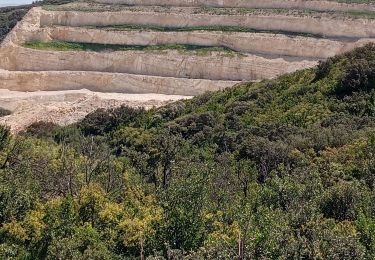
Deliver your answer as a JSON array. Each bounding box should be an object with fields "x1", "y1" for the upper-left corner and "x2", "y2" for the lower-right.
[
  {"x1": 23, "y1": 121, "x2": 59, "y2": 138},
  {"x1": 337, "y1": 59, "x2": 375, "y2": 96},
  {"x1": 0, "y1": 108, "x2": 11, "y2": 117}
]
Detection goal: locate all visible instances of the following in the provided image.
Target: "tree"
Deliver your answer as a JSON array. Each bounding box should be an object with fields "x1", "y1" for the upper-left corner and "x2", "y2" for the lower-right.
[
  {"x1": 155, "y1": 129, "x2": 182, "y2": 188},
  {"x1": 0, "y1": 125, "x2": 10, "y2": 152}
]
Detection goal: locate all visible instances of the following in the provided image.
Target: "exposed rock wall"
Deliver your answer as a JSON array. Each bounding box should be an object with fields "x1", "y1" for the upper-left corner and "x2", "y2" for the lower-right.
[
  {"x1": 39, "y1": 9, "x2": 375, "y2": 38},
  {"x1": 1, "y1": 2, "x2": 375, "y2": 131},
  {"x1": 0, "y1": 70, "x2": 237, "y2": 95},
  {"x1": 1, "y1": 5, "x2": 373, "y2": 96},
  {"x1": 0, "y1": 45, "x2": 316, "y2": 81},
  {"x1": 44, "y1": 26, "x2": 375, "y2": 59},
  {"x1": 93, "y1": 0, "x2": 375, "y2": 12}
]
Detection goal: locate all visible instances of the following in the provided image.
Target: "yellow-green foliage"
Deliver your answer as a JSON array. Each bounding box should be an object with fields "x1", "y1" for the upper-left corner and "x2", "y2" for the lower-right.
[{"x1": 2, "y1": 44, "x2": 375, "y2": 259}]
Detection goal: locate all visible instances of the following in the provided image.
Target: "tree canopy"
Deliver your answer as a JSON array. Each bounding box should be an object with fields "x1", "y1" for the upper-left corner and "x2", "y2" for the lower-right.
[{"x1": 2, "y1": 44, "x2": 375, "y2": 259}]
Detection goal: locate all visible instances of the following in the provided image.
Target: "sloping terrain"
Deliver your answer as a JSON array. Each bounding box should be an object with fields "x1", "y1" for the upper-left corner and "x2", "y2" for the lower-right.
[
  {"x1": 1, "y1": 43, "x2": 375, "y2": 259},
  {"x1": 1, "y1": 0, "x2": 375, "y2": 131}
]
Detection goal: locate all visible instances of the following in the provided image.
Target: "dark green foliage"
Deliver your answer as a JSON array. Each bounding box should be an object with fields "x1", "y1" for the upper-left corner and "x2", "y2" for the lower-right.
[
  {"x1": 314, "y1": 44, "x2": 375, "y2": 98},
  {"x1": 333, "y1": 44, "x2": 375, "y2": 97},
  {"x1": 0, "y1": 108, "x2": 11, "y2": 117},
  {"x1": 320, "y1": 182, "x2": 360, "y2": 221},
  {"x1": 169, "y1": 112, "x2": 218, "y2": 144},
  {"x1": 238, "y1": 134, "x2": 290, "y2": 182},
  {"x1": 0, "y1": 125, "x2": 10, "y2": 151},
  {"x1": 158, "y1": 167, "x2": 207, "y2": 251},
  {"x1": 0, "y1": 0, "x2": 76, "y2": 43},
  {"x1": 22, "y1": 121, "x2": 59, "y2": 139},
  {"x1": 0, "y1": 8, "x2": 29, "y2": 43},
  {"x1": 337, "y1": 59, "x2": 375, "y2": 96},
  {"x1": 3, "y1": 44, "x2": 375, "y2": 258},
  {"x1": 24, "y1": 41, "x2": 240, "y2": 56},
  {"x1": 0, "y1": 185, "x2": 35, "y2": 223},
  {"x1": 80, "y1": 105, "x2": 146, "y2": 135},
  {"x1": 315, "y1": 57, "x2": 336, "y2": 81}
]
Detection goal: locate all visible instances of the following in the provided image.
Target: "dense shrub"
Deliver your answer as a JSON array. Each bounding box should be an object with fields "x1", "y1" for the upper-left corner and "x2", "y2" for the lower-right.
[
  {"x1": 23, "y1": 121, "x2": 59, "y2": 138},
  {"x1": 3, "y1": 42, "x2": 375, "y2": 259},
  {"x1": 0, "y1": 8, "x2": 29, "y2": 42},
  {"x1": 169, "y1": 112, "x2": 218, "y2": 144},
  {"x1": 0, "y1": 108, "x2": 11, "y2": 117},
  {"x1": 329, "y1": 44, "x2": 375, "y2": 97},
  {"x1": 320, "y1": 183, "x2": 360, "y2": 221},
  {"x1": 80, "y1": 105, "x2": 146, "y2": 135},
  {"x1": 0, "y1": 0, "x2": 77, "y2": 43},
  {"x1": 0, "y1": 125, "x2": 10, "y2": 151},
  {"x1": 315, "y1": 57, "x2": 336, "y2": 81},
  {"x1": 336, "y1": 59, "x2": 375, "y2": 96}
]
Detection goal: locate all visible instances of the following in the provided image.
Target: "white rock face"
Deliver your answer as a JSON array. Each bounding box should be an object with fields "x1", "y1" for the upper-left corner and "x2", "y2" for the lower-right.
[
  {"x1": 1, "y1": 3, "x2": 374, "y2": 131},
  {"x1": 40, "y1": 7, "x2": 375, "y2": 38},
  {"x1": 42, "y1": 27, "x2": 375, "y2": 59},
  {"x1": 0, "y1": 70, "x2": 238, "y2": 96},
  {"x1": 94, "y1": 0, "x2": 375, "y2": 13},
  {"x1": 0, "y1": 46, "x2": 317, "y2": 81},
  {"x1": 0, "y1": 8, "x2": 318, "y2": 83},
  {"x1": 0, "y1": 8, "x2": 239, "y2": 94}
]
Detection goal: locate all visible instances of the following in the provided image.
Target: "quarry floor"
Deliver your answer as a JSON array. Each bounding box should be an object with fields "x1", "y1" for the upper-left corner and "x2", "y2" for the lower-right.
[{"x1": 0, "y1": 89, "x2": 189, "y2": 133}]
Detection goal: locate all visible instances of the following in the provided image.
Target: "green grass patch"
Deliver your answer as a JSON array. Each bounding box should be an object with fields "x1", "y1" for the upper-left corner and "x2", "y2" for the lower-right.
[
  {"x1": 24, "y1": 41, "x2": 85, "y2": 51},
  {"x1": 22, "y1": 41, "x2": 242, "y2": 56},
  {"x1": 345, "y1": 10, "x2": 375, "y2": 19},
  {"x1": 92, "y1": 24, "x2": 323, "y2": 38}
]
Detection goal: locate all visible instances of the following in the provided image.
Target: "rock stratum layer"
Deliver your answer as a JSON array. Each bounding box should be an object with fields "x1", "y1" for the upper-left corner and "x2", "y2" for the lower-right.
[
  {"x1": 0, "y1": 70, "x2": 236, "y2": 96},
  {"x1": 94, "y1": 0, "x2": 375, "y2": 13},
  {"x1": 0, "y1": 0, "x2": 375, "y2": 131},
  {"x1": 40, "y1": 7, "x2": 375, "y2": 38}
]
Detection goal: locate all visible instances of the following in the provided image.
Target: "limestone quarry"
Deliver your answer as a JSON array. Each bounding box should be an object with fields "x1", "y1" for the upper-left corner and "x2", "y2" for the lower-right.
[{"x1": 1, "y1": 0, "x2": 375, "y2": 131}]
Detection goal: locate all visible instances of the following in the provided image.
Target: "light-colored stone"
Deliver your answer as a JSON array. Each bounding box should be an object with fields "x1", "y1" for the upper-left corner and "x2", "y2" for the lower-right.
[
  {"x1": 1, "y1": 3, "x2": 375, "y2": 132},
  {"x1": 44, "y1": 26, "x2": 375, "y2": 59},
  {"x1": 0, "y1": 70, "x2": 238, "y2": 95},
  {"x1": 0, "y1": 46, "x2": 317, "y2": 81},
  {"x1": 39, "y1": 7, "x2": 375, "y2": 38},
  {"x1": 0, "y1": 89, "x2": 191, "y2": 133},
  {"x1": 93, "y1": 0, "x2": 375, "y2": 13},
  {"x1": 0, "y1": 8, "x2": 317, "y2": 82}
]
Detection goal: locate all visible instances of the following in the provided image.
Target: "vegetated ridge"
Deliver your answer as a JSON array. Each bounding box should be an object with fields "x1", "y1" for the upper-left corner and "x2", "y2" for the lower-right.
[
  {"x1": 1, "y1": 44, "x2": 375, "y2": 259},
  {"x1": 3, "y1": 0, "x2": 375, "y2": 99}
]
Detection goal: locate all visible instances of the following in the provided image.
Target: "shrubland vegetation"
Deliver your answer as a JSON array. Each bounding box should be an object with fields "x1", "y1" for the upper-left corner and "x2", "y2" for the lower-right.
[
  {"x1": 2, "y1": 0, "x2": 375, "y2": 258},
  {"x1": 1, "y1": 44, "x2": 375, "y2": 259},
  {"x1": 0, "y1": 7, "x2": 29, "y2": 42},
  {"x1": 0, "y1": 0, "x2": 75, "y2": 43}
]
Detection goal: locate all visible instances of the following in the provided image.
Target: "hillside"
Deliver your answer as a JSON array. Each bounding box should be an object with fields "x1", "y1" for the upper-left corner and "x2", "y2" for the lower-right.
[
  {"x1": 1, "y1": 0, "x2": 375, "y2": 131},
  {"x1": 1, "y1": 44, "x2": 375, "y2": 259}
]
